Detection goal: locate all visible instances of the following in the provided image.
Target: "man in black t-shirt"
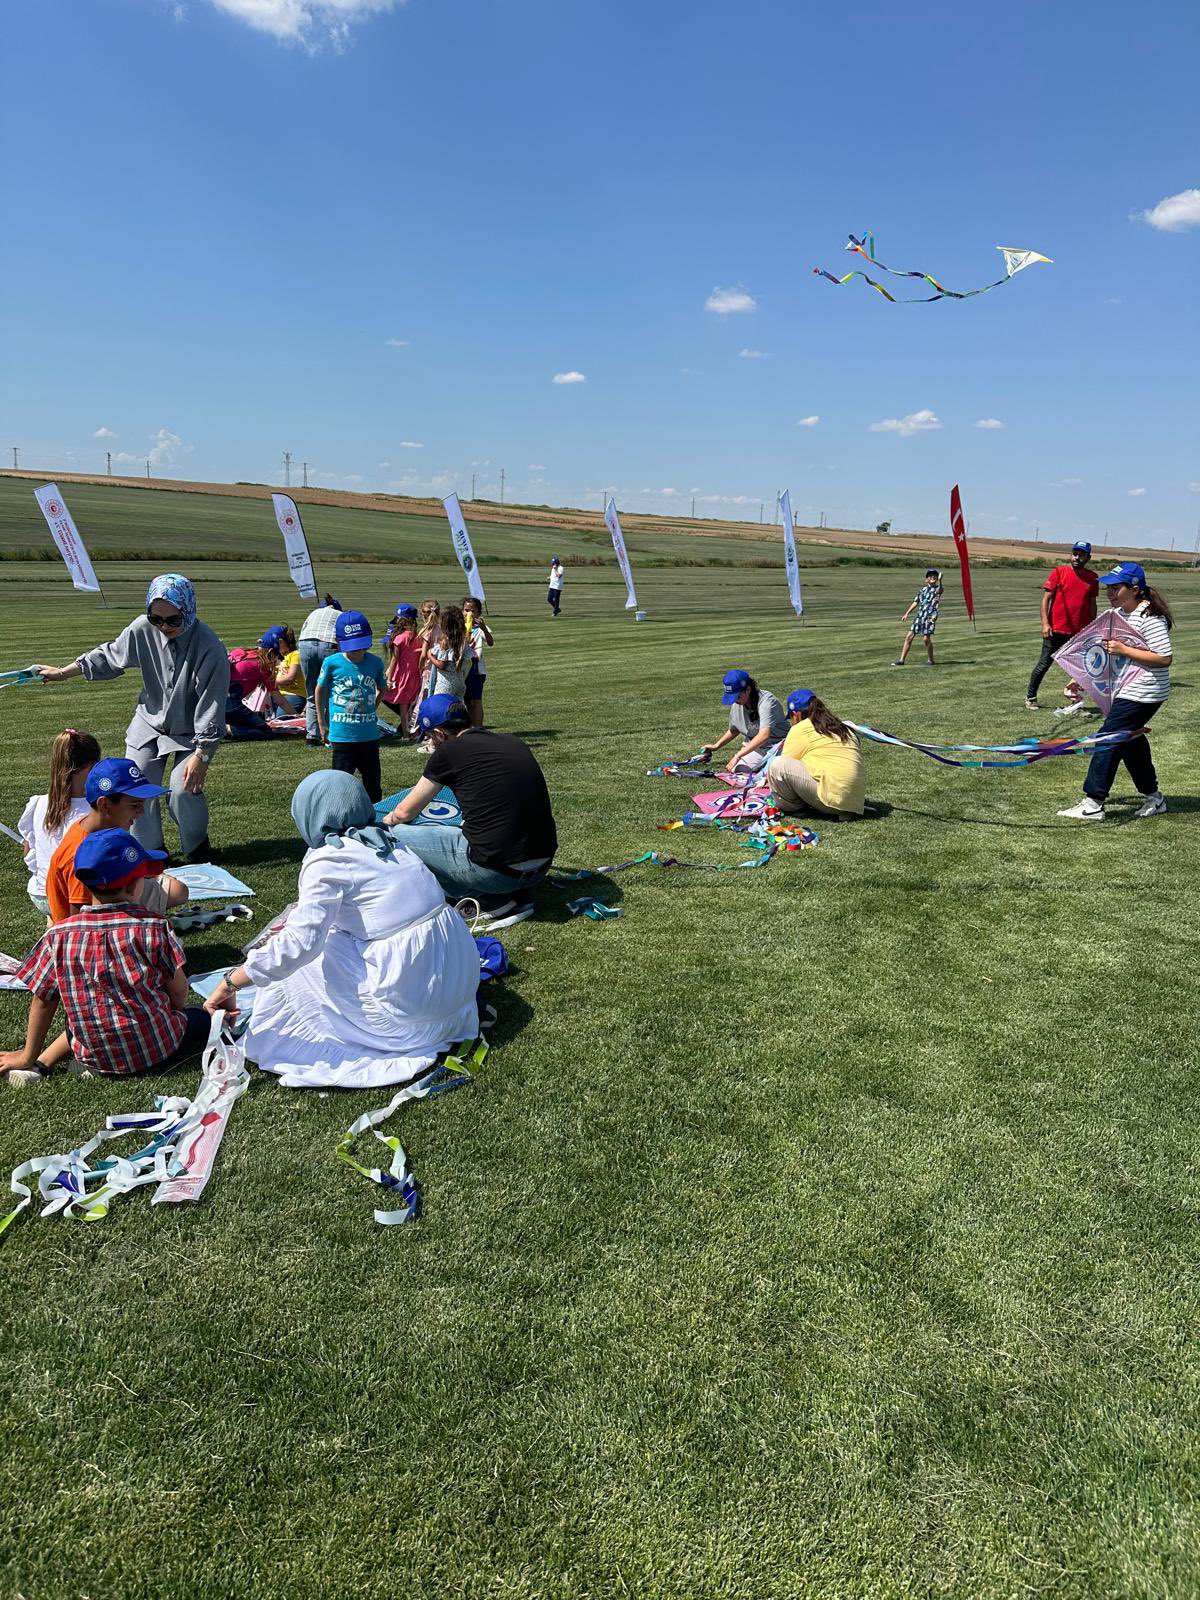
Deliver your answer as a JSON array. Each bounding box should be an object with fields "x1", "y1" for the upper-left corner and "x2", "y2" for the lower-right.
[{"x1": 382, "y1": 694, "x2": 557, "y2": 904}]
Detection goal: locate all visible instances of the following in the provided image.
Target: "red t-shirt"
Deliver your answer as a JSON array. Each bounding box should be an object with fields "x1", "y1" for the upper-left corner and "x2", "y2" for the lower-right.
[
  {"x1": 228, "y1": 648, "x2": 270, "y2": 697},
  {"x1": 1043, "y1": 565, "x2": 1099, "y2": 635}
]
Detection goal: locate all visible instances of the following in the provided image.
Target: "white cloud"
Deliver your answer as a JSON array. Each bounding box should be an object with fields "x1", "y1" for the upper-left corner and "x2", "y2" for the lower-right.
[
  {"x1": 738, "y1": 348, "x2": 767, "y2": 359},
  {"x1": 93, "y1": 426, "x2": 117, "y2": 439},
  {"x1": 377, "y1": 461, "x2": 390, "y2": 468},
  {"x1": 399, "y1": 440, "x2": 423, "y2": 449},
  {"x1": 115, "y1": 428, "x2": 191, "y2": 470},
  {"x1": 1127, "y1": 486, "x2": 1146, "y2": 497},
  {"x1": 210, "y1": 0, "x2": 401, "y2": 50},
  {"x1": 796, "y1": 416, "x2": 820, "y2": 428},
  {"x1": 705, "y1": 286, "x2": 757, "y2": 315},
  {"x1": 552, "y1": 371, "x2": 586, "y2": 385},
  {"x1": 1054, "y1": 477, "x2": 1084, "y2": 487},
  {"x1": 1104, "y1": 297, "x2": 1122, "y2": 305},
  {"x1": 869, "y1": 408, "x2": 941, "y2": 438},
  {"x1": 384, "y1": 337, "x2": 409, "y2": 348},
  {"x1": 973, "y1": 418, "x2": 1005, "y2": 430},
  {"x1": 1189, "y1": 482, "x2": 1200, "y2": 493},
  {"x1": 1135, "y1": 188, "x2": 1200, "y2": 233},
  {"x1": 528, "y1": 463, "x2": 546, "y2": 472}
]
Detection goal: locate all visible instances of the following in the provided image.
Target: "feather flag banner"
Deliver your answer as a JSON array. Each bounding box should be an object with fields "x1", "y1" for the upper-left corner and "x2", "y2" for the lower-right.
[
  {"x1": 270, "y1": 495, "x2": 318, "y2": 601},
  {"x1": 604, "y1": 497, "x2": 639, "y2": 611},
  {"x1": 779, "y1": 490, "x2": 804, "y2": 618},
  {"x1": 814, "y1": 231, "x2": 1052, "y2": 304},
  {"x1": 950, "y1": 483, "x2": 975, "y2": 623},
  {"x1": 33, "y1": 485, "x2": 101, "y2": 593},
  {"x1": 443, "y1": 493, "x2": 486, "y2": 607}
]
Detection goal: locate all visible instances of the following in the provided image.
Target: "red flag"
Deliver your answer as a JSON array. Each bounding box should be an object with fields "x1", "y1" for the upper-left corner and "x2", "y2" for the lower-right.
[{"x1": 949, "y1": 483, "x2": 975, "y2": 622}]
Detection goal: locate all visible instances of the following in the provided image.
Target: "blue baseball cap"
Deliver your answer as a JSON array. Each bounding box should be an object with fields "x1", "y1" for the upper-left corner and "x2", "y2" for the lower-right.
[
  {"x1": 74, "y1": 828, "x2": 167, "y2": 889},
  {"x1": 417, "y1": 693, "x2": 466, "y2": 732},
  {"x1": 393, "y1": 603, "x2": 418, "y2": 619},
  {"x1": 85, "y1": 757, "x2": 168, "y2": 806},
  {"x1": 1071, "y1": 541, "x2": 1092, "y2": 555},
  {"x1": 1098, "y1": 561, "x2": 1146, "y2": 589},
  {"x1": 721, "y1": 668, "x2": 751, "y2": 704},
  {"x1": 335, "y1": 610, "x2": 373, "y2": 651},
  {"x1": 258, "y1": 625, "x2": 288, "y2": 650},
  {"x1": 786, "y1": 688, "x2": 815, "y2": 715}
]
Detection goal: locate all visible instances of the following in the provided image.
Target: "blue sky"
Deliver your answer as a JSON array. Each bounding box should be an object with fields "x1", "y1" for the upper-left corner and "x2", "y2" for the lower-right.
[{"x1": 3, "y1": 0, "x2": 1198, "y2": 547}]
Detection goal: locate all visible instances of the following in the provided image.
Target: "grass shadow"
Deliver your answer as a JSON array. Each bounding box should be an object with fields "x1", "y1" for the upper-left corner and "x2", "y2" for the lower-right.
[{"x1": 214, "y1": 837, "x2": 308, "y2": 872}]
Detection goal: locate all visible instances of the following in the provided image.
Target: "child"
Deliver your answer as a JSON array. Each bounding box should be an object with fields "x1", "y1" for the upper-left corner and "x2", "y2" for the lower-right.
[
  {"x1": 382, "y1": 603, "x2": 422, "y2": 737},
  {"x1": 1058, "y1": 562, "x2": 1173, "y2": 822},
  {"x1": 462, "y1": 596, "x2": 494, "y2": 728},
  {"x1": 892, "y1": 569, "x2": 943, "y2": 667},
  {"x1": 18, "y1": 729, "x2": 101, "y2": 919},
  {"x1": 45, "y1": 758, "x2": 190, "y2": 923},
  {"x1": 428, "y1": 605, "x2": 472, "y2": 701},
  {"x1": 258, "y1": 624, "x2": 305, "y2": 712},
  {"x1": 415, "y1": 600, "x2": 443, "y2": 751},
  {"x1": 314, "y1": 609, "x2": 386, "y2": 802},
  {"x1": 0, "y1": 830, "x2": 210, "y2": 1086}
]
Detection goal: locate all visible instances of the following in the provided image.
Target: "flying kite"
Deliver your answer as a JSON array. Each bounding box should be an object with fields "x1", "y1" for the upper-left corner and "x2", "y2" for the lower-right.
[{"x1": 814, "y1": 231, "x2": 1052, "y2": 303}]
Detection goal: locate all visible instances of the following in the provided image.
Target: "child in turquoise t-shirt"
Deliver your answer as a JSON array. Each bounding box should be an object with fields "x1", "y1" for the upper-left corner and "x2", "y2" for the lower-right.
[{"x1": 314, "y1": 610, "x2": 386, "y2": 801}]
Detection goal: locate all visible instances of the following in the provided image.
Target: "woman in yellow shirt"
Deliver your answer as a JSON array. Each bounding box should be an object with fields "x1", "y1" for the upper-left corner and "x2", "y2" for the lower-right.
[{"x1": 767, "y1": 688, "x2": 866, "y2": 819}]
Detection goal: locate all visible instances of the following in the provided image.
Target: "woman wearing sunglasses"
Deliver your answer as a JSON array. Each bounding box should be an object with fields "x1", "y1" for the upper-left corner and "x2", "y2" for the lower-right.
[{"x1": 33, "y1": 574, "x2": 230, "y2": 863}]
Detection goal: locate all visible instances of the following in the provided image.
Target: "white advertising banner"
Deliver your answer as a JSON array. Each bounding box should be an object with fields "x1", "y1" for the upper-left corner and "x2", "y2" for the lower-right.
[
  {"x1": 604, "y1": 497, "x2": 638, "y2": 610},
  {"x1": 779, "y1": 489, "x2": 804, "y2": 617},
  {"x1": 443, "y1": 493, "x2": 486, "y2": 606},
  {"x1": 271, "y1": 494, "x2": 318, "y2": 601},
  {"x1": 33, "y1": 484, "x2": 100, "y2": 593}
]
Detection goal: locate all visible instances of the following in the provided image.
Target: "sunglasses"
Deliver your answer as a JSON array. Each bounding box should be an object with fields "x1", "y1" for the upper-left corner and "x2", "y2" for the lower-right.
[{"x1": 148, "y1": 610, "x2": 185, "y2": 629}]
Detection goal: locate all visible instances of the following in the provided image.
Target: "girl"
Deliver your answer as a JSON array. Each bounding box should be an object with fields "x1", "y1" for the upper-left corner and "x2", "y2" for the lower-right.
[
  {"x1": 1058, "y1": 562, "x2": 1173, "y2": 821},
  {"x1": 415, "y1": 600, "x2": 443, "y2": 753},
  {"x1": 462, "y1": 595, "x2": 494, "y2": 727},
  {"x1": 260, "y1": 625, "x2": 305, "y2": 711},
  {"x1": 18, "y1": 730, "x2": 101, "y2": 919},
  {"x1": 892, "y1": 569, "x2": 943, "y2": 666},
  {"x1": 382, "y1": 604, "x2": 423, "y2": 737},
  {"x1": 766, "y1": 689, "x2": 866, "y2": 820},
  {"x1": 428, "y1": 605, "x2": 472, "y2": 700}
]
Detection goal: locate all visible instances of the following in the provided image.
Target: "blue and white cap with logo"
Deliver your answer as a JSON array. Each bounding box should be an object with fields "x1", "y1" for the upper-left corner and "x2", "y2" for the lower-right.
[
  {"x1": 721, "y1": 668, "x2": 752, "y2": 704},
  {"x1": 417, "y1": 693, "x2": 465, "y2": 732},
  {"x1": 335, "y1": 610, "x2": 373, "y2": 651},
  {"x1": 1097, "y1": 560, "x2": 1146, "y2": 589},
  {"x1": 258, "y1": 625, "x2": 288, "y2": 651},
  {"x1": 84, "y1": 757, "x2": 169, "y2": 806},
  {"x1": 786, "y1": 688, "x2": 815, "y2": 715},
  {"x1": 74, "y1": 827, "x2": 168, "y2": 888},
  {"x1": 1071, "y1": 541, "x2": 1092, "y2": 555}
]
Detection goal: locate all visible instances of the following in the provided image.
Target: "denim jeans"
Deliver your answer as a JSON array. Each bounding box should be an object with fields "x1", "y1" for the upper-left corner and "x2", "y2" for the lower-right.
[
  {"x1": 1083, "y1": 696, "x2": 1163, "y2": 802},
  {"x1": 1027, "y1": 630, "x2": 1071, "y2": 700},
  {"x1": 298, "y1": 639, "x2": 335, "y2": 739},
  {"x1": 389, "y1": 823, "x2": 550, "y2": 901}
]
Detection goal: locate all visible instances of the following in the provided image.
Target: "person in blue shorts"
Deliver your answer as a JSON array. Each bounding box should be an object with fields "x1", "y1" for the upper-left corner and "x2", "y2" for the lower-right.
[
  {"x1": 314, "y1": 610, "x2": 386, "y2": 802},
  {"x1": 892, "y1": 569, "x2": 943, "y2": 667}
]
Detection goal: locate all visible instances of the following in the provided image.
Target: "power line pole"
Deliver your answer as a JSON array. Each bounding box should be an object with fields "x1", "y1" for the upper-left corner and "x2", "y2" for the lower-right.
[
  {"x1": 145, "y1": 459, "x2": 151, "y2": 479},
  {"x1": 1192, "y1": 523, "x2": 1199, "y2": 569},
  {"x1": 500, "y1": 467, "x2": 505, "y2": 506},
  {"x1": 302, "y1": 461, "x2": 309, "y2": 489},
  {"x1": 470, "y1": 473, "x2": 476, "y2": 501},
  {"x1": 283, "y1": 451, "x2": 292, "y2": 488},
  {"x1": 759, "y1": 500, "x2": 763, "y2": 523},
  {"x1": 106, "y1": 451, "x2": 112, "y2": 476},
  {"x1": 10, "y1": 447, "x2": 18, "y2": 470},
  {"x1": 774, "y1": 492, "x2": 781, "y2": 526},
  {"x1": 691, "y1": 495, "x2": 695, "y2": 518}
]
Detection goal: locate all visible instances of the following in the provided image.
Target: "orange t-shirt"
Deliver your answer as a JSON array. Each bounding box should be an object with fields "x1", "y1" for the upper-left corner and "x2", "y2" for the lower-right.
[{"x1": 46, "y1": 818, "x2": 93, "y2": 923}]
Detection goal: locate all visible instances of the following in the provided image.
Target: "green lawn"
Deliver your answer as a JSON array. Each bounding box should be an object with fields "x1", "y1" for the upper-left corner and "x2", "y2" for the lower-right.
[{"x1": 0, "y1": 533, "x2": 1197, "y2": 1598}]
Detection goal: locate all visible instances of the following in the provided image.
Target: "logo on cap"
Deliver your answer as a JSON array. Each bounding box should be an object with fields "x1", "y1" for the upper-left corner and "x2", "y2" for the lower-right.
[
  {"x1": 123, "y1": 845, "x2": 138, "y2": 864},
  {"x1": 98, "y1": 777, "x2": 113, "y2": 791}
]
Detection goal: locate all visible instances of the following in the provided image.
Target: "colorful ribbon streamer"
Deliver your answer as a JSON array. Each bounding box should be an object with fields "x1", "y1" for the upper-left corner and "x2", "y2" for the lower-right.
[
  {"x1": 0, "y1": 667, "x2": 42, "y2": 690},
  {"x1": 567, "y1": 898, "x2": 622, "y2": 921},
  {"x1": 848, "y1": 722, "x2": 1136, "y2": 770},
  {"x1": 814, "y1": 232, "x2": 1051, "y2": 303}
]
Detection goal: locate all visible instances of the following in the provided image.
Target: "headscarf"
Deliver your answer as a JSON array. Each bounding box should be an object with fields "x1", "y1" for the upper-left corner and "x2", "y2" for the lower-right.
[
  {"x1": 146, "y1": 573, "x2": 197, "y2": 632},
  {"x1": 290, "y1": 770, "x2": 395, "y2": 859}
]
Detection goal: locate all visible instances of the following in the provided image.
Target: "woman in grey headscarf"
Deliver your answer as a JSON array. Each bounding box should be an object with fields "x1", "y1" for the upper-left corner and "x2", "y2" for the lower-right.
[
  {"x1": 34, "y1": 573, "x2": 229, "y2": 861},
  {"x1": 204, "y1": 770, "x2": 480, "y2": 1090}
]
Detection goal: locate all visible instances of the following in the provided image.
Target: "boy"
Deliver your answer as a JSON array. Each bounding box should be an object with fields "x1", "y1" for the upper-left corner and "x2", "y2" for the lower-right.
[
  {"x1": 0, "y1": 830, "x2": 210, "y2": 1086},
  {"x1": 45, "y1": 757, "x2": 189, "y2": 923},
  {"x1": 314, "y1": 609, "x2": 386, "y2": 802},
  {"x1": 892, "y1": 568, "x2": 943, "y2": 667}
]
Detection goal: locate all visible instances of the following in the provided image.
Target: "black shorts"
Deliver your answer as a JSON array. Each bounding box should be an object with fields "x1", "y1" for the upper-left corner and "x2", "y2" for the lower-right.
[{"x1": 331, "y1": 739, "x2": 382, "y2": 802}]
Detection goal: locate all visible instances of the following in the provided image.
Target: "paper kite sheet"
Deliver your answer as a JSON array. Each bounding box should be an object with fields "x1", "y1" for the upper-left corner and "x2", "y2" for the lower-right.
[
  {"x1": 173, "y1": 865, "x2": 255, "y2": 901},
  {"x1": 691, "y1": 787, "x2": 773, "y2": 820},
  {"x1": 375, "y1": 786, "x2": 462, "y2": 828},
  {"x1": 1053, "y1": 613, "x2": 1153, "y2": 713}
]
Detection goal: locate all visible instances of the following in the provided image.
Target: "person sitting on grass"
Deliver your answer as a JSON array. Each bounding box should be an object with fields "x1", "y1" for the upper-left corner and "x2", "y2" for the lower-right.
[
  {"x1": 258, "y1": 624, "x2": 306, "y2": 712},
  {"x1": 701, "y1": 669, "x2": 790, "y2": 775},
  {"x1": 45, "y1": 758, "x2": 189, "y2": 923},
  {"x1": 202, "y1": 770, "x2": 480, "y2": 1090},
  {"x1": 766, "y1": 689, "x2": 866, "y2": 821},
  {"x1": 892, "y1": 568, "x2": 943, "y2": 667},
  {"x1": 314, "y1": 609, "x2": 386, "y2": 803},
  {"x1": 383, "y1": 694, "x2": 557, "y2": 909},
  {"x1": 18, "y1": 728, "x2": 102, "y2": 922},
  {"x1": 0, "y1": 830, "x2": 211, "y2": 1088}
]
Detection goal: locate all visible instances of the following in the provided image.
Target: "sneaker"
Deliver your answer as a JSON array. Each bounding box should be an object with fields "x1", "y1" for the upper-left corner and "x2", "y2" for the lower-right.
[
  {"x1": 890, "y1": 660, "x2": 905, "y2": 668},
  {"x1": 1057, "y1": 798, "x2": 1105, "y2": 821},
  {"x1": 305, "y1": 737, "x2": 322, "y2": 748},
  {"x1": 922, "y1": 660, "x2": 937, "y2": 667},
  {"x1": 5, "y1": 1068, "x2": 45, "y2": 1089},
  {"x1": 1134, "y1": 793, "x2": 1167, "y2": 819},
  {"x1": 1052, "y1": 700, "x2": 1087, "y2": 720},
  {"x1": 1024, "y1": 697, "x2": 1039, "y2": 711}
]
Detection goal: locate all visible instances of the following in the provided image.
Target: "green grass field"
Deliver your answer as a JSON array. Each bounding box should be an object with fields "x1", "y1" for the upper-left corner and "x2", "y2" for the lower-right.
[{"x1": 0, "y1": 492, "x2": 1197, "y2": 1598}]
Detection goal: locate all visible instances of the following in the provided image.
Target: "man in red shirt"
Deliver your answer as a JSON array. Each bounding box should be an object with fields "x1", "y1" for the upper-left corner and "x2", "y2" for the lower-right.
[{"x1": 1025, "y1": 542, "x2": 1100, "y2": 710}]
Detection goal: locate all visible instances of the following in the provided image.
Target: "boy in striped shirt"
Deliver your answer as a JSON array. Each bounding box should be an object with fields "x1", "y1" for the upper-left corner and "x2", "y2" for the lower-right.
[{"x1": 0, "y1": 830, "x2": 209, "y2": 1086}]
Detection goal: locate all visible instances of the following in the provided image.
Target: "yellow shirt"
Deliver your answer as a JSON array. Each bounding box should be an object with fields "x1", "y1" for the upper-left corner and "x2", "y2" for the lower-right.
[
  {"x1": 780, "y1": 720, "x2": 866, "y2": 814},
  {"x1": 277, "y1": 649, "x2": 304, "y2": 691}
]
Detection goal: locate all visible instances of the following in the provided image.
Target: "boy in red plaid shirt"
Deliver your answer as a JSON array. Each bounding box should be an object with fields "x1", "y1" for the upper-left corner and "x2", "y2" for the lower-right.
[{"x1": 0, "y1": 830, "x2": 210, "y2": 1086}]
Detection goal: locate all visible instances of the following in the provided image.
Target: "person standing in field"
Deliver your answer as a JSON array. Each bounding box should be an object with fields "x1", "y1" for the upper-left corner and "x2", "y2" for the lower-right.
[
  {"x1": 297, "y1": 593, "x2": 342, "y2": 747},
  {"x1": 381, "y1": 603, "x2": 422, "y2": 738},
  {"x1": 547, "y1": 557, "x2": 565, "y2": 617},
  {"x1": 1024, "y1": 541, "x2": 1100, "y2": 712},
  {"x1": 314, "y1": 610, "x2": 386, "y2": 803},
  {"x1": 892, "y1": 569, "x2": 944, "y2": 667},
  {"x1": 462, "y1": 596, "x2": 493, "y2": 727}
]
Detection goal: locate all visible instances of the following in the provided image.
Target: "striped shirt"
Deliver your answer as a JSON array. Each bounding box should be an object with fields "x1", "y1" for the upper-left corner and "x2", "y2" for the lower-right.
[
  {"x1": 299, "y1": 605, "x2": 341, "y2": 644},
  {"x1": 17, "y1": 905, "x2": 186, "y2": 1075},
  {"x1": 1118, "y1": 601, "x2": 1172, "y2": 704}
]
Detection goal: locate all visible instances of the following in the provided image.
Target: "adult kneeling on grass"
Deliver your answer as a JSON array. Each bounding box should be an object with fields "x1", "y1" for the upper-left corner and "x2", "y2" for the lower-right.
[
  {"x1": 702, "y1": 669, "x2": 790, "y2": 775},
  {"x1": 383, "y1": 694, "x2": 557, "y2": 906},
  {"x1": 766, "y1": 689, "x2": 866, "y2": 821}
]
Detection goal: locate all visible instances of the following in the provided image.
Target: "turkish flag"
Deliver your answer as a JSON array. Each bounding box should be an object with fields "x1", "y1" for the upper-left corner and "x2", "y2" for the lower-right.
[{"x1": 950, "y1": 483, "x2": 975, "y2": 622}]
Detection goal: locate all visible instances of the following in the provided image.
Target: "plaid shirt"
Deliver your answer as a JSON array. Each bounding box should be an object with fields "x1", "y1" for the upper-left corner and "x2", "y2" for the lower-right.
[{"x1": 18, "y1": 905, "x2": 186, "y2": 1075}]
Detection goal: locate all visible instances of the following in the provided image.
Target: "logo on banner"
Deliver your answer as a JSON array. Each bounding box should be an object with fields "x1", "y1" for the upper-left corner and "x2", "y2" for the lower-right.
[
  {"x1": 1083, "y1": 642, "x2": 1109, "y2": 679},
  {"x1": 47, "y1": 500, "x2": 62, "y2": 517},
  {"x1": 283, "y1": 513, "x2": 295, "y2": 529}
]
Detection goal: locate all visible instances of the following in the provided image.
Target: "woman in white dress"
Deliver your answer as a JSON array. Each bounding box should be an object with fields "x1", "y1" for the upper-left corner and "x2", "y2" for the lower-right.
[{"x1": 203, "y1": 770, "x2": 480, "y2": 1089}]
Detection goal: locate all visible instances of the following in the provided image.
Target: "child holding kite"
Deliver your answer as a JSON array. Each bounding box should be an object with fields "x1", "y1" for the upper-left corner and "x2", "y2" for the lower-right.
[
  {"x1": 18, "y1": 729, "x2": 101, "y2": 920},
  {"x1": 892, "y1": 570, "x2": 943, "y2": 666},
  {"x1": 1058, "y1": 563, "x2": 1173, "y2": 822}
]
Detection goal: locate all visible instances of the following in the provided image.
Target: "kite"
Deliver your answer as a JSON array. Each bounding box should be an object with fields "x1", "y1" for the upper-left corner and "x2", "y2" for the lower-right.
[
  {"x1": 814, "y1": 231, "x2": 1052, "y2": 303},
  {"x1": 1052, "y1": 612, "x2": 1152, "y2": 713},
  {"x1": 848, "y1": 722, "x2": 1137, "y2": 770}
]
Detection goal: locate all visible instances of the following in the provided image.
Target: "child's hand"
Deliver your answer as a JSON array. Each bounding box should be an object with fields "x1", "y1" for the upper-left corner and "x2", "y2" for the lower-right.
[{"x1": 0, "y1": 1049, "x2": 39, "y2": 1074}]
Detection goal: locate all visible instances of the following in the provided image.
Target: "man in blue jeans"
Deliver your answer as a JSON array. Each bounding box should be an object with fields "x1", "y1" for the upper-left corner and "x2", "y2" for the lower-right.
[
  {"x1": 297, "y1": 594, "x2": 341, "y2": 746},
  {"x1": 382, "y1": 694, "x2": 557, "y2": 906}
]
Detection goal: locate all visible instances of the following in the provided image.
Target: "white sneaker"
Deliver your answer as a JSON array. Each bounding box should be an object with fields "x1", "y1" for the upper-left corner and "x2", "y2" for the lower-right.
[
  {"x1": 1134, "y1": 793, "x2": 1167, "y2": 819},
  {"x1": 1052, "y1": 699, "x2": 1087, "y2": 720},
  {"x1": 5, "y1": 1069, "x2": 45, "y2": 1089},
  {"x1": 1057, "y1": 798, "x2": 1105, "y2": 820},
  {"x1": 1024, "y1": 697, "x2": 1039, "y2": 711}
]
